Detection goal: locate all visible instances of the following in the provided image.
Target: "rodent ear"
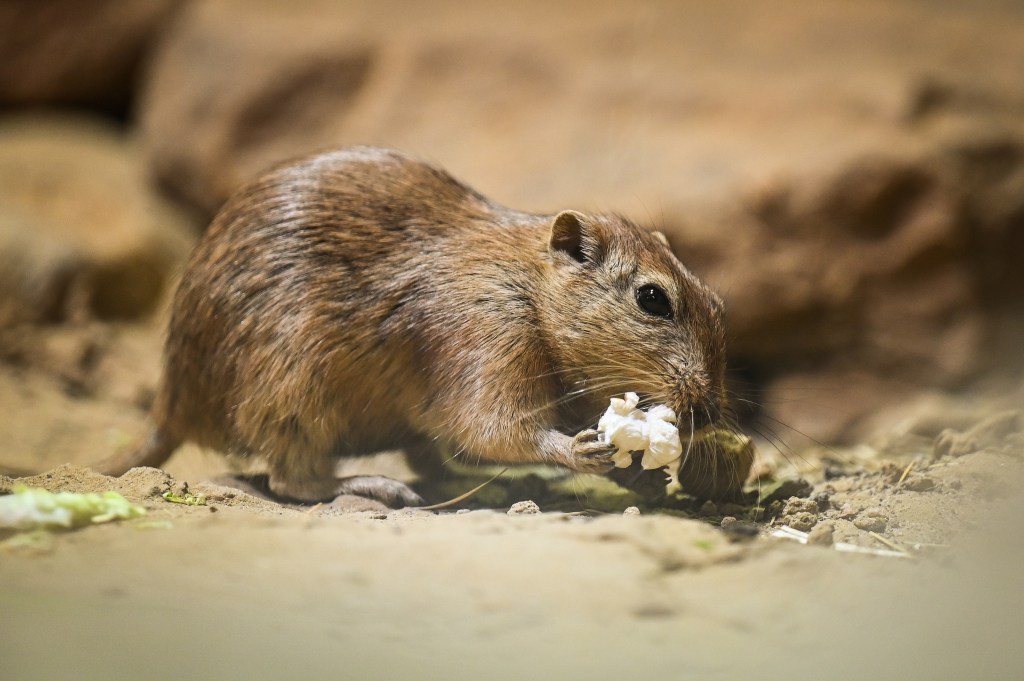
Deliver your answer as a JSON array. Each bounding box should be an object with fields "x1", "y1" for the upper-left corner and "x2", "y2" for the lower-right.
[{"x1": 549, "y1": 210, "x2": 604, "y2": 264}]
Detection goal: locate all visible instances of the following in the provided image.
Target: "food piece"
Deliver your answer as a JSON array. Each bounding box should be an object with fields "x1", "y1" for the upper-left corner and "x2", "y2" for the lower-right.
[
  {"x1": 0, "y1": 485, "x2": 146, "y2": 530},
  {"x1": 598, "y1": 394, "x2": 757, "y2": 500},
  {"x1": 677, "y1": 430, "x2": 756, "y2": 500},
  {"x1": 597, "y1": 392, "x2": 683, "y2": 470}
]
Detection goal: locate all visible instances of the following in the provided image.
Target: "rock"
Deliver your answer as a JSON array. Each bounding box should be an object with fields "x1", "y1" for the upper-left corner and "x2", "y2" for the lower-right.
[
  {"x1": 507, "y1": 500, "x2": 540, "y2": 516},
  {"x1": 838, "y1": 503, "x2": 860, "y2": 519},
  {"x1": 720, "y1": 518, "x2": 759, "y2": 540},
  {"x1": 138, "y1": 0, "x2": 1024, "y2": 223},
  {"x1": 758, "y1": 478, "x2": 813, "y2": 506},
  {"x1": 902, "y1": 476, "x2": 937, "y2": 492},
  {"x1": 807, "y1": 521, "x2": 835, "y2": 546},
  {"x1": 678, "y1": 430, "x2": 755, "y2": 501},
  {"x1": 0, "y1": 0, "x2": 182, "y2": 111},
  {"x1": 0, "y1": 115, "x2": 194, "y2": 327},
  {"x1": 133, "y1": 0, "x2": 1024, "y2": 443},
  {"x1": 623, "y1": 506, "x2": 641, "y2": 516},
  {"x1": 853, "y1": 514, "x2": 888, "y2": 533},
  {"x1": 699, "y1": 500, "x2": 719, "y2": 517},
  {"x1": 783, "y1": 497, "x2": 819, "y2": 516},
  {"x1": 934, "y1": 411, "x2": 1023, "y2": 458},
  {"x1": 783, "y1": 512, "x2": 818, "y2": 533}
]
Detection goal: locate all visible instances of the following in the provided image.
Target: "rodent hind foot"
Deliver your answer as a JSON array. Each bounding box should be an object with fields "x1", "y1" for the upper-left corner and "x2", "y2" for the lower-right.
[
  {"x1": 211, "y1": 473, "x2": 424, "y2": 508},
  {"x1": 333, "y1": 475, "x2": 425, "y2": 508},
  {"x1": 264, "y1": 473, "x2": 424, "y2": 508}
]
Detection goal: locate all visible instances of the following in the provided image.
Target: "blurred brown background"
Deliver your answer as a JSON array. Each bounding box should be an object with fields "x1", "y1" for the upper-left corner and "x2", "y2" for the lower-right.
[{"x1": 2, "y1": 0, "x2": 1023, "y2": 449}]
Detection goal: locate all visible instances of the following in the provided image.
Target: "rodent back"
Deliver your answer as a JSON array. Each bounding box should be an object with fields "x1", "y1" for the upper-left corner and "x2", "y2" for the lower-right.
[{"x1": 154, "y1": 147, "x2": 548, "y2": 452}]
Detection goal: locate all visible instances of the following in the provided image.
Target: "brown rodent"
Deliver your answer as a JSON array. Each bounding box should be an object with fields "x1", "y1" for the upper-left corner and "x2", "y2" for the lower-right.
[{"x1": 17, "y1": 147, "x2": 729, "y2": 506}]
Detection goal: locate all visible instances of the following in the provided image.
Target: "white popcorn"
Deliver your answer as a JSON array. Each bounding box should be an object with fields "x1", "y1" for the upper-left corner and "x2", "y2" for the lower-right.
[{"x1": 597, "y1": 392, "x2": 683, "y2": 470}]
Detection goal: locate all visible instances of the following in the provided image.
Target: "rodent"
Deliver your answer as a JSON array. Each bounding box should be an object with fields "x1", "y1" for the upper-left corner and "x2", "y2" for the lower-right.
[{"x1": 13, "y1": 147, "x2": 729, "y2": 506}]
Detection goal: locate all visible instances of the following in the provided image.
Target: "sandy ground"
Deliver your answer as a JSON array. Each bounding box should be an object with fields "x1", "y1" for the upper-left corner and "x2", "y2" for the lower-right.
[{"x1": 2, "y1": 319, "x2": 1024, "y2": 681}]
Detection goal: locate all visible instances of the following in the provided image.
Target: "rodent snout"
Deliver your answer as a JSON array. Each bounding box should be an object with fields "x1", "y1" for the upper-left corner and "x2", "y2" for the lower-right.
[
  {"x1": 684, "y1": 399, "x2": 722, "y2": 432},
  {"x1": 671, "y1": 370, "x2": 724, "y2": 434}
]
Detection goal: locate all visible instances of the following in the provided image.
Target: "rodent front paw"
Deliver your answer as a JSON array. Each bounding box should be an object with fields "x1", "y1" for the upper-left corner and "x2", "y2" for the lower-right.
[{"x1": 570, "y1": 429, "x2": 618, "y2": 474}]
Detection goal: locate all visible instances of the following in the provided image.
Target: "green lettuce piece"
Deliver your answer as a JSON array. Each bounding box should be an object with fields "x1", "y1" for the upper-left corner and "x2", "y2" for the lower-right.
[
  {"x1": 161, "y1": 490, "x2": 206, "y2": 506},
  {"x1": 0, "y1": 485, "x2": 146, "y2": 530}
]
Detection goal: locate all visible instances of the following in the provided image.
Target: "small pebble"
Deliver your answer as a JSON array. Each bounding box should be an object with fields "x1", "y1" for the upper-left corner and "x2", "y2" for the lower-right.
[
  {"x1": 456, "y1": 508, "x2": 472, "y2": 515},
  {"x1": 507, "y1": 500, "x2": 541, "y2": 516},
  {"x1": 823, "y1": 465, "x2": 848, "y2": 480},
  {"x1": 623, "y1": 506, "x2": 641, "y2": 516},
  {"x1": 783, "y1": 511, "x2": 817, "y2": 533},
  {"x1": 902, "y1": 476, "x2": 936, "y2": 492},
  {"x1": 807, "y1": 521, "x2": 834, "y2": 546},
  {"x1": 699, "y1": 500, "x2": 718, "y2": 516},
  {"x1": 838, "y1": 503, "x2": 859, "y2": 519},
  {"x1": 720, "y1": 518, "x2": 759, "y2": 540},
  {"x1": 853, "y1": 516, "x2": 887, "y2": 533},
  {"x1": 762, "y1": 478, "x2": 813, "y2": 504},
  {"x1": 783, "y1": 497, "x2": 818, "y2": 516}
]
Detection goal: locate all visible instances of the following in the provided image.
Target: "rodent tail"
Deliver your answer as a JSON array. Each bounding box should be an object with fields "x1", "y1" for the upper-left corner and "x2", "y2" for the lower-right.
[
  {"x1": 0, "y1": 427, "x2": 181, "y2": 480},
  {"x1": 92, "y1": 427, "x2": 181, "y2": 476}
]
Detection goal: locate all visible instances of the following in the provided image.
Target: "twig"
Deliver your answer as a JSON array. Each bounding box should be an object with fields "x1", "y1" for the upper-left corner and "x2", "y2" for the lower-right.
[
  {"x1": 833, "y1": 543, "x2": 911, "y2": 558},
  {"x1": 771, "y1": 525, "x2": 912, "y2": 559},
  {"x1": 897, "y1": 460, "x2": 916, "y2": 486},
  {"x1": 869, "y1": 531, "x2": 913, "y2": 558}
]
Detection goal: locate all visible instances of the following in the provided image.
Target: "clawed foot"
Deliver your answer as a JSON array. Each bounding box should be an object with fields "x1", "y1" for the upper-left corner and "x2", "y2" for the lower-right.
[
  {"x1": 214, "y1": 473, "x2": 424, "y2": 508},
  {"x1": 334, "y1": 475, "x2": 424, "y2": 508},
  {"x1": 570, "y1": 429, "x2": 618, "y2": 474}
]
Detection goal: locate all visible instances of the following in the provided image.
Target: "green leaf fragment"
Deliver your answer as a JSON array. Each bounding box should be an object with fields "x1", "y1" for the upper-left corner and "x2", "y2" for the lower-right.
[
  {"x1": 161, "y1": 490, "x2": 207, "y2": 506},
  {"x1": 0, "y1": 485, "x2": 146, "y2": 530}
]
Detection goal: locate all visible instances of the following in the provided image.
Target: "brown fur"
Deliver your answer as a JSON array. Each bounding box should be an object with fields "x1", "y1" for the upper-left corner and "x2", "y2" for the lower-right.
[{"x1": 50, "y1": 147, "x2": 729, "y2": 502}]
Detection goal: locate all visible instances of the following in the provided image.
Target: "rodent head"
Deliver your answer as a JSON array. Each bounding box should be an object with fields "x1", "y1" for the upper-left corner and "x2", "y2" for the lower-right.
[{"x1": 540, "y1": 210, "x2": 727, "y2": 433}]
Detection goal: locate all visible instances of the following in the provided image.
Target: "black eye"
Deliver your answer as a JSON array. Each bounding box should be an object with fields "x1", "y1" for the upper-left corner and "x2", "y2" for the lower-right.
[{"x1": 636, "y1": 284, "x2": 673, "y2": 318}]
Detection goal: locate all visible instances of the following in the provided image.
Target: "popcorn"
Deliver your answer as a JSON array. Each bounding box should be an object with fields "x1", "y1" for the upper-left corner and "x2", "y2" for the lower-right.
[{"x1": 597, "y1": 392, "x2": 683, "y2": 470}]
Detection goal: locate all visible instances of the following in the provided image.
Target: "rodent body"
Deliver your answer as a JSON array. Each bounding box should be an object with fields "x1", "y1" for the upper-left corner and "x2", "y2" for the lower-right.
[{"x1": 109, "y1": 147, "x2": 727, "y2": 504}]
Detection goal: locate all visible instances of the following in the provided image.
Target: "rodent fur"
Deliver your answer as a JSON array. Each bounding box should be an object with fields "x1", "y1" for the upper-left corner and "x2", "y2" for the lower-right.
[{"x1": 13, "y1": 147, "x2": 729, "y2": 505}]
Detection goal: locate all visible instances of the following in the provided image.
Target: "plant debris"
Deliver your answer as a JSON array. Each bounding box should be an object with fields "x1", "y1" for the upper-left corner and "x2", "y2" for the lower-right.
[
  {"x1": 162, "y1": 490, "x2": 207, "y2": 506},
  {"x1": 0, "y1": 485, "x2": 146, "y2": 530}
]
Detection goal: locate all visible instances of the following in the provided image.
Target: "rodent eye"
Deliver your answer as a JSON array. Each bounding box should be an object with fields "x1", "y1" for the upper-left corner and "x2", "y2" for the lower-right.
[{"x1": 636, "y1": 284, "x2": 673, "y2": 319}]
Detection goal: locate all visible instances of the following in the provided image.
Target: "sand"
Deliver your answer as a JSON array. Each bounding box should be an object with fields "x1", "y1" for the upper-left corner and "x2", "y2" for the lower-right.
[{"x1": 2, "y1": 320, "x2": 1024, "y2": 681}]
